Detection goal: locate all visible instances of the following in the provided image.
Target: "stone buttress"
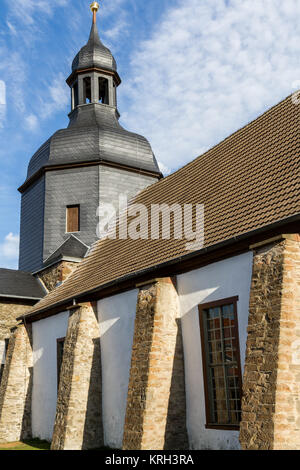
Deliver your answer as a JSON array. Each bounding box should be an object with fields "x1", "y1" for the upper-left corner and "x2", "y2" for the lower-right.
[
  {"x1": 240, "y1": 234, "x2": 300, "y2": 450},
  {"x1": 51, "y1": 302, "x2": 103, "y2": 450},
  {"x1": 123, "y1": 277, "x2": 188, "y2": 450}
]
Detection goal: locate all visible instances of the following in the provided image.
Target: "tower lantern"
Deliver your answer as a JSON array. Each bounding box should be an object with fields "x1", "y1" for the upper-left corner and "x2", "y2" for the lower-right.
[{"x1": 18, "y1": 4, "x2": 162, "y2": 273}]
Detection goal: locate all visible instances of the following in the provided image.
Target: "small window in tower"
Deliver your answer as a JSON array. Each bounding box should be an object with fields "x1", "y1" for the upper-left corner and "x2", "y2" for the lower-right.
[
  {"x1": 73, "y1": 82, "x2": 79, "y2": 108},
  {"x1": 83, "y1": 77, "x2": 92, "y2": 104},
  {"x1": 99, "y1": 77, "x2": 109, "y2": 104},
  {"x1": 66, "y1": 205, "x2": 80, "y2": 233}
]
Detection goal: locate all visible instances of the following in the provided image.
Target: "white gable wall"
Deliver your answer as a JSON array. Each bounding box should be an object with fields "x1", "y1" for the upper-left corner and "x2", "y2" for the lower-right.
[
  {"x1": 98, "y1": 289, "x2": 138, "y2": 449},
  {"x1": 31, "y1": 310, "x2": 69, "y2": 441},
  {"x1": 178, "y1": 251, "x2": 253, "y2": 450}
]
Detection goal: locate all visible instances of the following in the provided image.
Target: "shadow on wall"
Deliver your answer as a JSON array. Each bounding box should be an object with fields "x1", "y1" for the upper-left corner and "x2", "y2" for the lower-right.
[
  {"x1": 123, "y1": 303, "x2": 154, "y2": 450},
  {"x1": 82, "y1": 336, "x2": 103, "y2": 449},
  {"x1": 164, "y1": 319, "x2": 189, "y2": 450},
  {"x1": 51, "y1": 312, "x2": 80, "y2": 449},
  {"x1": 21, "y1": 366, "x2": 33, "y2": 440},
  {"x1": 0, "y1": 364, "x2": 4, "y2": 386}
]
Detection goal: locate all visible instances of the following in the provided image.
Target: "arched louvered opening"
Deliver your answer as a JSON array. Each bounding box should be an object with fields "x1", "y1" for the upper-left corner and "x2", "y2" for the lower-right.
[
  {"x1": 99, "y1": 77, "x2": 109, "y2": 105},
  {"x1": 83, "y1": 77, "x2": 92, "y2": 104}
]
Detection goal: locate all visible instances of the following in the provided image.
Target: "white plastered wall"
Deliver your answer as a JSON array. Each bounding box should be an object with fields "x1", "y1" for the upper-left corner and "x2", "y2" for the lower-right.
[
  {"x1": 31, "y1": 310, "x2": 69, "y2": 441},
  {"x1": 178, "y1": 251, "x2": 253, "y2": 450},
  {"x1": 98, "y1": 289, "x2": 138, "y2": 449}
]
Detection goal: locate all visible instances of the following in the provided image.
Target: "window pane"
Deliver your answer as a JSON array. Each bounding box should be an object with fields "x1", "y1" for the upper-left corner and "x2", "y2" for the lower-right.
[{"x1": 201, "y1": 299, "x2": 242, "y2": 426}]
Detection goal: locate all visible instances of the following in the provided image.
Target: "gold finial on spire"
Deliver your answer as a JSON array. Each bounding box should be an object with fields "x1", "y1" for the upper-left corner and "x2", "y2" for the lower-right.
[{"x1": 90, "y1": 2, "x2": 100, "y2": 24}]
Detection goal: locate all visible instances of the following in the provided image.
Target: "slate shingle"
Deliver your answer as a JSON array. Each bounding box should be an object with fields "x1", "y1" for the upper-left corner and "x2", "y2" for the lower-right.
[{"x1": 0, "y1": 269, "x2": 46, "y2": 300}]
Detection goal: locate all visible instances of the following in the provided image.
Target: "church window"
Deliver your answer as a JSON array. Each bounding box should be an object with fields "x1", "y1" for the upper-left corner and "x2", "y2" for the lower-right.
[
  {"x1": 198, "y1": 297, "x2": 242, "y2": 429},
  {"x1": 66, "y1": 205, "x2": 80, "y2": 233},
  {"x1": 99, "y1": 77, "x2": 109, "y2": 104},
  {"x1": 57, "y1": 337, "x2": 65, "y2": 390},
  {"x1": 83, "y1": 77, "x2": 92, "y2": 103}
]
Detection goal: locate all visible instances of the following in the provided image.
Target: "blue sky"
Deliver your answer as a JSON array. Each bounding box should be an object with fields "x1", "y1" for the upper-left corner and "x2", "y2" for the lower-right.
[{"x1": 0, "y1": 0, "x2": 300, "y2": 269}]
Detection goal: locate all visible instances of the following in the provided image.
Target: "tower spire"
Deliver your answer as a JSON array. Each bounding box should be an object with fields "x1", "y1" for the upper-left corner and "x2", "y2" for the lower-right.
[{"x1": 90, "y1": 1, "x2": 100, "y2": 25}]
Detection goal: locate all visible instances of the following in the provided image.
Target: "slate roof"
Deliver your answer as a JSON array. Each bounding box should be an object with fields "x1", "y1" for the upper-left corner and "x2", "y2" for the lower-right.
[
  {"x1": 21, "y1": 18, "x2": 161, "y2": 188},
  {"x1": 24, "y1": 92, "x2": 300, "y2": 317},
  {"x1": 25, "y1": 104, "x2": 161, "y2": 184},
  {"x1": 43, "y1": 235, "x2": 89, "y2": 267},
  {"x1": 72, "y1": 21, "x2": 117, "y2": 73},
  {"x1": 0, "y1": 269, "x2": 47, "y2": 300}
]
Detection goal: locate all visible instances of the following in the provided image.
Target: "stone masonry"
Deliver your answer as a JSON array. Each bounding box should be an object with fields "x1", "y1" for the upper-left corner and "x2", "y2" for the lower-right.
[
  {"x1": 0, "y1": 301, "x2": 33, "y2": 340},
  {"x1": 240, "y1": 235, "x2": 300, "y2": 450},
  {"x1": 123, "y1": 277, "x2": 188, "y2": 450},
  {"x1": 37, "y1": 260, "x2": 79, "y2": 292},
  {"x1": 0, "y1": 324, "x2": 33, "y2": 443},
  {"x1": 51, "y1": 302, "x2": 103, "y2": 450},
  {"x1": 0, "y1": 302, "x2": 35, "y2": 386}
]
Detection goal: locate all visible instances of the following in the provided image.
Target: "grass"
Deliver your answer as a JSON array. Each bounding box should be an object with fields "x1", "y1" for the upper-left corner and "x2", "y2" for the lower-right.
[
  {"x1": 0, "y1": 439, "x2": 51, "y2": 450},
  {"x1": 0, "y1": 440, "x2": 115, "y2": 450}
]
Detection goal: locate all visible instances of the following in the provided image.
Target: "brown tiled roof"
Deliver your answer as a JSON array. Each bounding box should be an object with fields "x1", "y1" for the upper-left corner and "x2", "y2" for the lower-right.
[{"x1": 26, "y1": 93, "x2": 300, "y2": 316}]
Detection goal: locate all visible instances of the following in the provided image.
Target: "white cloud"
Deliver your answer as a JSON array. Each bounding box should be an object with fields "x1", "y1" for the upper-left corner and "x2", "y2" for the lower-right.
[
  {"x1": 40, "y1": 73, "x2": 69, "y2": 118},
  {"x1": 2, "y1": 0, "x2": 129, "y2": 125},
  {"x1": 0, "y1": 81, "x2": 6, "y2": 106},
  {"x1": 0, "y1": 233, "x2": 19, "y2": 269},
  {"x1": 157, "y1": 160, "x2": 171, "y2": 176},
  {"x1": 121, "y1": 0, "x2": 300, "y2": 172},
  {"x1": 103, "y1": 16, "x2": 128, "y2": 42},
  {"x1": 6, "y1": 21, "x2": 17, "y2": 36},
  {"x1": 7, "y1": 0, "x2": 68, "y2": 26},
  {"x1": 24, "y1": 113, "x2": 39, "y2": 131},
  {"x1": 0, "y1": 50, "x2": 27, "y2": 115},
  {"x1": 0, "y1": 81, "x2": 6, "y2": 128}
]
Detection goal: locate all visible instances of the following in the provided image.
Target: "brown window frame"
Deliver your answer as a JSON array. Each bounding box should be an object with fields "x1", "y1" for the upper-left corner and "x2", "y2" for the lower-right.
[
  {"x1": 66, "y1": 205, "x2": 80, "y2": 233},
  {"x1": 56, "y1": 337, "x2": 65, "y2": 390},
  {"x1": 198, "y1": 296, "x2": 243, "y2": 431}
]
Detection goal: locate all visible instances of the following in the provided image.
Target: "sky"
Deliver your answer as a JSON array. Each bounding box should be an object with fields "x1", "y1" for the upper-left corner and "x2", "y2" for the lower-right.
[{"x1": 0, "y1": 0, "x2": 300, "y2": 269}]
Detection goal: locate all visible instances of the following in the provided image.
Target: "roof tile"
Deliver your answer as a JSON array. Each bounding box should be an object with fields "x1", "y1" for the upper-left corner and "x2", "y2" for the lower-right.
[{"x1": 26, "y1": 93, "x2": 300, "y2": 316}]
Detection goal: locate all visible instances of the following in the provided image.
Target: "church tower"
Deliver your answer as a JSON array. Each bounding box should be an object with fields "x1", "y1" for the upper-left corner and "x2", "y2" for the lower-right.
[{"x1": 18, "y1": 3, "x2": 162, "y2": 274}]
